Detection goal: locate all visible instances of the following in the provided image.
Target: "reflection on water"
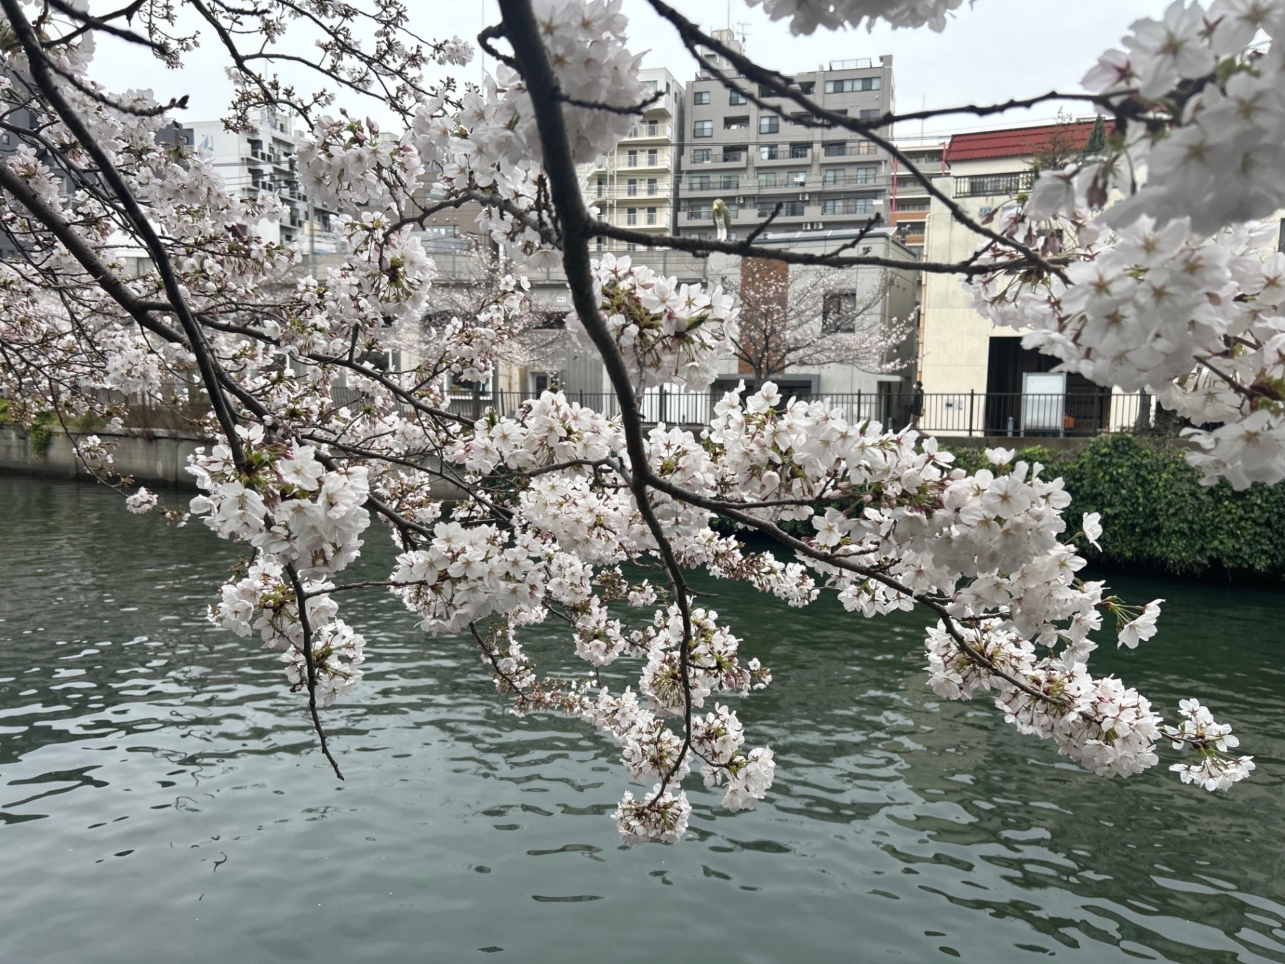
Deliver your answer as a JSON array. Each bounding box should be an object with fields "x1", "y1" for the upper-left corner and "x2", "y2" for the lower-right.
[{"x1": 0, "y1": 477, "x2": 1283, "y2": 964}]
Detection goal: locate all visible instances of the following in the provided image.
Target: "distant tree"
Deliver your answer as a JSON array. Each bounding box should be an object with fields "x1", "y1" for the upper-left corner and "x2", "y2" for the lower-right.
[{"x1": 723, "y1": 258, "x2": 911, "y2": 384}]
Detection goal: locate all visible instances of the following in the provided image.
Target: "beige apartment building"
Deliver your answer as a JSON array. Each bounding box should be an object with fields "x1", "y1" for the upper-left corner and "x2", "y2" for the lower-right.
[{"x1": 915, "y1": 120, "x2": 1136, "y2": 436}]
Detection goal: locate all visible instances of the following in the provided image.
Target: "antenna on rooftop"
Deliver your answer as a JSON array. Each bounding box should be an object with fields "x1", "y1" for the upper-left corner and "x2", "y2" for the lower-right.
[{"x1": 736, "y1": 22, "x2": 751, "y2": 46}]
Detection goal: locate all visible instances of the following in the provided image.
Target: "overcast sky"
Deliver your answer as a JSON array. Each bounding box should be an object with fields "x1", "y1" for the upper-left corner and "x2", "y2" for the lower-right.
[{"x1": 93, "y1": 0, "x2": 1166, "y2": 139}]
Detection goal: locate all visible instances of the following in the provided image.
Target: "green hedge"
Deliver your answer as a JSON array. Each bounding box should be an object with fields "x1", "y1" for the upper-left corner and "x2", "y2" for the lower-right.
[{"x1": 954, "y1": 435, "x2": 1285, "y2": 580}]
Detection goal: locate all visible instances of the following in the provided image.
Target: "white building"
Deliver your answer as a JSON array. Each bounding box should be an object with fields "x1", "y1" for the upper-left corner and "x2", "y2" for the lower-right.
[
  {"x1": 189, "y1": 108, "x2": 339, "y2": 255},
  {"x1": 582, "y1": 67, "x2": 685, "y2": 252}
]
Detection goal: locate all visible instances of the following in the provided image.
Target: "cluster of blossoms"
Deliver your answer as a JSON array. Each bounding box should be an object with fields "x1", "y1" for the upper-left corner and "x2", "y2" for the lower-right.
[
  {"x1": 973, "y1": 1, "x2": 1285, "y2": 488},
  {"x1": 971, "y1": 216, "x2": 1285, "y2": 488},
  {"x1": 125, "y1": 487, "x2": 158, "y2": 514},
  {"x1": 1164, "y1": 698, "x2": 1257, "y2": 790},
  {"x1": 566, "y1": 254, "x2": 739, "y2": 391},
  {"x1": 213, "y1": 557, "x2": 366, "y2": 707},
  {"x1": 745, "y1": 0, "x2": 969, "y2": 33}
]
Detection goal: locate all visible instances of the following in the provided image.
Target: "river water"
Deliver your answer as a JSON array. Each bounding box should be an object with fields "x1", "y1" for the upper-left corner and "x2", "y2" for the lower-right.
[{"x1": 1, "y1": 476, "x2": 1283, "y2": 963}]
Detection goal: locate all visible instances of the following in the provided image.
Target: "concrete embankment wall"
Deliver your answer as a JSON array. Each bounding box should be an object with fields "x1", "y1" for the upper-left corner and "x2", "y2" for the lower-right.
[
  {"x1": 0, "y1": 427, "x2": 469, "y2": 500},
  {"x1": 0, "y1": 427, "x2": 207, "y2": 488}
]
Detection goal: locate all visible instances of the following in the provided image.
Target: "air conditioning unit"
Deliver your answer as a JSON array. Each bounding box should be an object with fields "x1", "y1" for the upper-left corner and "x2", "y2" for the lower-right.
[{"x1": 798, "y1": 193, "x2": 809, "y2": 201}]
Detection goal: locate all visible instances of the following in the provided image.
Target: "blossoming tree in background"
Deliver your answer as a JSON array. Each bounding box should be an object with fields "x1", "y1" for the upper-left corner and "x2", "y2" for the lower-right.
[
  {"x1": 0, "y1": 0, "x2": 1275, "y2": 841},
  {"x1": 721, "y1": 260, "x2": 912, "y2": 385}
]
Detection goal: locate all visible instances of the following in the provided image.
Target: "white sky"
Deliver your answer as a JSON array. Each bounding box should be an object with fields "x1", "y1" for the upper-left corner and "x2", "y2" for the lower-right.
[{"x1": 91, "y1": 0, "x2": 1166, "y2": 139}]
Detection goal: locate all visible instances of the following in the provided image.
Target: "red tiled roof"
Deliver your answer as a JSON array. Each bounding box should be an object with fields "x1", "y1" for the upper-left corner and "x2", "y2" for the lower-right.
[{"x1": 945, "y1": 121, "x2": 1098, "y2": 163}]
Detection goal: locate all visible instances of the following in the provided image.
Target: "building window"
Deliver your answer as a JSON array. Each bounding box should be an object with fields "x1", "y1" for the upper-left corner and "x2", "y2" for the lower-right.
[
  {"x1": 626, "y1": 207, "x2": 638, "y2": 225},
  {"x1": 646, "y1": 207, "x2": 658, "y2": 225},
  {"x1": 647, "y1": 178, "x2": 659, "y2": 196},
  {"x1": 855, "y1": 164, "x2": 878, "y2": 184},
  {"x1": 627, "y1": 178, "x2": 638, "y2": 196},
  {"x1": 759, "y1": 115, "x2": 780, "y2": 134},
  {"x1": 692, "y1": 148, "x2": 712, "y2": 164},
  {"x1": 789, "y1": 170, "x2": 807, "y2": 186},
  {"x1": 627, "y1": 149, "x2": 638, "y2": 166},
  {"x1": 822, "y1": 292, "x2": 859, "y2": 333},
  {"x1": 626, "y1": 242, "x2": 637, "y2": 252},
  {"x1": 759, "y1": 144, "x2": 780, "y2": 161},
  {"x1": 725, "y1": 115, "x2": 750, "y2": 130},
  {"x1": 824, "y1": 77, "x2": 881, "y2": 94},
  {"x1": 796, "y1": 81, "x2": 815, "y2": 95},
  {"x1": 821, "y1": 196, "x2": 876, "y2": 216},
  {"x1": 688, "y1": 202, "x2": 712, "y2": 220},
  {"x1": 757, "y1": 172, "x2": 778, "y2": 189},
  {"x1": 823, "y1": 141, "x2": 847, "y2": 157},
  {"x1": 693, "y1": 90, "x2": 711, "y2": 106},
  {"x1": 822, "y1": 168, "x2": 845, "y2": 185},
  {"x1": 647, "y1": 149, "x2": 658, "y2": 166},
  {"x1": 596, "y1": 178, "x2": 606, "y2": 197},
  {"x1": 694, "y1": 120, "x2": 713, "y2": 138},
  {"x1": 729, "y1": 91, "x2": 747, "y2": 106},
  {"x1": 789, "y1": 113, "x2": 810, "y2": 126},
  {"x1": 859, "y1": 109, "x2": 880, "y2": 122},
  {"x1": 896, "y1": 199, "x2": 931, "y2": 212},
  {"x1": 720, "y1": 174, "x2": 739, "y2": 190},
  {"x1": 690, "y1": 174, "x2": 712, "y2": 190},
  {"x1": 790, "y1": 142, "x2": 810, "y2": 159},
  {"x1": 723, "y1": 145, "x2": 746, "y2": 162}
]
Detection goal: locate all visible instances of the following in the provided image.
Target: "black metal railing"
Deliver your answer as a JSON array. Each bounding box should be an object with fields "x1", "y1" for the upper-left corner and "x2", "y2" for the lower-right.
[{"x1": 442, "y1": 388, "x2": 1156, "y2": 437}]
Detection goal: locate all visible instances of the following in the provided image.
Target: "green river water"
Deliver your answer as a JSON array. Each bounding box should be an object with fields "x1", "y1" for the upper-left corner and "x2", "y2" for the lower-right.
[{"x1": 0, "y1": 476, "x2": 1283, "y2": 963}]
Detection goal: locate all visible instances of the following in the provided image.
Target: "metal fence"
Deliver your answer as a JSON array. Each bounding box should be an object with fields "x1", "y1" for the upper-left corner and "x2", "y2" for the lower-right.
[{"x1": 444, "y1": 387, "x2": 1156, "y2": 437}]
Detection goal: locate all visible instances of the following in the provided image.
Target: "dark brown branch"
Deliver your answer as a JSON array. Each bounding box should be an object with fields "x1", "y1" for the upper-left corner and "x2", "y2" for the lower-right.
[{"x1": 285, "y1": 563, "x2": 346, "y2": 780}]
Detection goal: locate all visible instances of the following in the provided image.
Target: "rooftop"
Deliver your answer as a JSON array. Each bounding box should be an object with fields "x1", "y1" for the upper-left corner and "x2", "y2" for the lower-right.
[{"x1": 944, "y1": 121, "x2": 1098, "y2": 163}]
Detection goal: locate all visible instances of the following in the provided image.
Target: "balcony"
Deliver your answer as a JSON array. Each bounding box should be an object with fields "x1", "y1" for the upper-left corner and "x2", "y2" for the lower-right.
[
  {"x1": 819, "y1": 143, "x2": 881, "y2": 162},
  {"x1": 954, "y1": 171, "x2": 1034, "y2": 197},
  {"x1": 594, "y1": 185, "x2": 673, "y2": 201},
  {"x1": 624, "y1": 121, "x2": 672, "y2": 142},
  {"x1": 755, "y1": 175, "x2": 811, "y2": 191},
  {"x1": 688, "y1": 149, "x2": 748, "y2": 169},
  {"x1": 680, "y1": 209, "x2": 740, "y2": 225},
  {"x1": 621, "y1": 151, "x2": 673, "y2": 170},
  {"x1": 685, "y1": 179, "x2": 742, "y2": 195}
]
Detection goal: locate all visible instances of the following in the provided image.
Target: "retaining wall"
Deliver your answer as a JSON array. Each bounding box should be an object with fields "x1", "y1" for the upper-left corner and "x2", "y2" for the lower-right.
[{"x1": 0, "y1": 427, "x2": 207, "y2": 488}]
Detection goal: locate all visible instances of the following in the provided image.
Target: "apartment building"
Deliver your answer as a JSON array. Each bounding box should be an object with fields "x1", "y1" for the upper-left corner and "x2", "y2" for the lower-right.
[
  {"x1": 889, "y1": 139, "x2": 945, "y2": 256},
  {"x1": 583, "y1": 67, "x2": 685, "y2": 251},
  {"x1": 189, "y1": 108, "x2": 337, "y2": 251},
  {"x1": 917, "y1": 121, "x2": 1124, "y2": 434},
  {"x1": 677, "y1": 31, "x2": 895, "y2": 240}
]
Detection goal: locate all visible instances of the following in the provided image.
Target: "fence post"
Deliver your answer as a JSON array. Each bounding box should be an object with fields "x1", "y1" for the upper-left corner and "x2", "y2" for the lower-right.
[
  {"x1": 579, "y1": 389, "x2": 584, "y2": 409},
  {"x1": 472, "y1": 384, "x2": 481, "y2": 421},
  {"x1": 857, "y1": 389, "x2": 863, "y2": 424},
  {"x1": 968, "y1": 389, "x2": 975, "y2": 437},
  {"x1": 659, "y1": 385, "x2": 668, "y2": 424}
]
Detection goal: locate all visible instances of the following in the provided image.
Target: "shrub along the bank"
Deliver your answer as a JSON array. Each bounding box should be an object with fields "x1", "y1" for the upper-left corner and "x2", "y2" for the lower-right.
[{"x1": 953, "y1": 434, "x2": 1285, "y2": 580}]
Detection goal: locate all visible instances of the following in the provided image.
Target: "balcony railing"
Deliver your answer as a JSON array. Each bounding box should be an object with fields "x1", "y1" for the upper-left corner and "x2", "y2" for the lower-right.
[
  {"x1": 688, "y1": 150, "x2": 748, "y2": 166},
  {"x1": 437, "y1": 388, "x2": 1157, "y2": 436},
  {"x1": 954, "y1": 171, "x2": 1035, "y2": 198},
  {"x1": 625, "y1": 122, "x2": 672, "y2": 140},
  {"x1": 622, "y1": 152, "x2": 672, "y2": 169}
]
